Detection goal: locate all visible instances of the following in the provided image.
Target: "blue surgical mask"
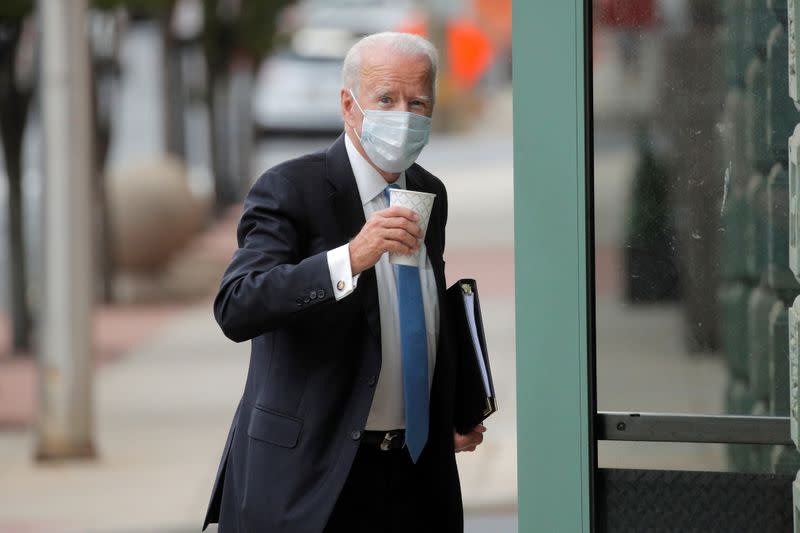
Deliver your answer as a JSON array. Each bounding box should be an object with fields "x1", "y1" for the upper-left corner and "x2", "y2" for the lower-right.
[{"x1": 350, "y1": 89, "x2": 432, "y2": 173}]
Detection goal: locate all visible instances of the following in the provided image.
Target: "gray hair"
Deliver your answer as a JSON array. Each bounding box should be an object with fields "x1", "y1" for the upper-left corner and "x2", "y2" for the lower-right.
[{"x1": 342, "y1": 32, "x2": 438, "y2": 98}]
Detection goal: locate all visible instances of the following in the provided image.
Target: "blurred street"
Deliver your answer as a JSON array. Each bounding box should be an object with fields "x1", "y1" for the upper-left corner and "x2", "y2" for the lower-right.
[{"x1": 0, "y1": 78, "x2": 517, "y2": 531}]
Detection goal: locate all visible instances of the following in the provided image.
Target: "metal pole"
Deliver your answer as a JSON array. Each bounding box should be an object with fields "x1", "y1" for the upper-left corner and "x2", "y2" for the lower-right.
[{"x1": 36, "y1": 0, "x2": 96, "y2": 460}]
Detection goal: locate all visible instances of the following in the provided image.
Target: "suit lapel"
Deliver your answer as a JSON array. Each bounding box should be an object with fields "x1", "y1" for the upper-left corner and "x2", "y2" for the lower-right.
[{"x1": 325, "y1": 134, "x2": 382, "y2": 346}]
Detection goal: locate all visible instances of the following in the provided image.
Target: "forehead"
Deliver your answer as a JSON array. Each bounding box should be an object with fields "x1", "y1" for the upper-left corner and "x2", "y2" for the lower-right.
[{"x1": 359, "y1": 46, "x2": 433, "y2": 95}]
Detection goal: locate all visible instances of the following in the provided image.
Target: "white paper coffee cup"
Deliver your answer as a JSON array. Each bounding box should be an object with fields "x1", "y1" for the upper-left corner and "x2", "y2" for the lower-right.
[{"x1": 388, "y1": 189, "x2": 436, "y2": 266}]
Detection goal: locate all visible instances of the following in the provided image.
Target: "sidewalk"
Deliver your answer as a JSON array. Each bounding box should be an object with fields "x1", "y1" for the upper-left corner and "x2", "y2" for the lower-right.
[
  {"x1": 0, "y1": 205, "x2": 242, "y2": 431},
  {"x1": 0, "y1": 179, "x2": 519, "y2": 531}
]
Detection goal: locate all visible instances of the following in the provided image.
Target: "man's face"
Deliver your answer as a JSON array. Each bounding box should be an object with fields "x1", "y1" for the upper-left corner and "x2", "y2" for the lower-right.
[{"x1": 341, "y1": 46, "x2": 434, "y2": 137}]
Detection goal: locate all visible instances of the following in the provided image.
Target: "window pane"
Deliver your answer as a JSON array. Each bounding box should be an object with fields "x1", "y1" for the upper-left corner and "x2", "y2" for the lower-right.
[{"x1": 593, "y1": 1, "x2": 800, "y2": 473}]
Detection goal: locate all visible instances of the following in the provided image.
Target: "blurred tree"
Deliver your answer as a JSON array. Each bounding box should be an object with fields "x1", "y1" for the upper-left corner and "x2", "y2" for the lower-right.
[
  {"x1": 0, "y1": 1, "x2": 34, "y2": 355},
  {"x1": 0, "y1": 0, "x2": 291, "y2": 350},
  {"x1": 112, "y1": 0, "x2": 291, "y2": 209},
  {"x1": 201, "y1": 0, "x2": 293, "y2": 209},
  {"x1": 0, "y1": 0, "x2": 158, "y2": 354},
  {"x1": 90, "y1": 0, "x2": 175, "y2": 303}
]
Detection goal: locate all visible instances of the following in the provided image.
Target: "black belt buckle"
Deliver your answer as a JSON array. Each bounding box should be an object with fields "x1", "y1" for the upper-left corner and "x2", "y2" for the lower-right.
[{"x1": 379, "y1": 430, "x2": 402, "y2": 451}]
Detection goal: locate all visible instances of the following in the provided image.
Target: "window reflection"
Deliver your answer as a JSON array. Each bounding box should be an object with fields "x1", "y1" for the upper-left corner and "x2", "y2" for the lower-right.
[{"x1": 593, "y1": 0, "x2": 800, "y2": 473}]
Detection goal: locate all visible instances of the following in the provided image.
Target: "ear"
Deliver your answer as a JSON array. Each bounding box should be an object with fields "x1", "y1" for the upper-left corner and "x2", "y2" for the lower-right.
[{"x1": 341, "y1": 88, "x2": 358, "y2": 130}]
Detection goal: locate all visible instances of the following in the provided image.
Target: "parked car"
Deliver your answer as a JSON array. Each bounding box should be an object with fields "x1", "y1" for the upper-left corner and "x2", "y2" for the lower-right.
[
  {"x1": 253, "y1": 43, "x2": 346, "y2": 135},
  {"x1": 253, "y1": 0, "x2": 424, "y2": 135}
]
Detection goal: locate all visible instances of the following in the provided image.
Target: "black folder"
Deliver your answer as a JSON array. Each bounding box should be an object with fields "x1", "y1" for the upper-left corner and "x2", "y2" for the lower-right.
[{"x1": 446, "y1": 278, "x2": 497, "y2": 435}]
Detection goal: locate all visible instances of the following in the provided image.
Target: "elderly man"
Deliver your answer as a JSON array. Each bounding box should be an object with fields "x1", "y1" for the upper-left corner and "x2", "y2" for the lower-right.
[{"x1": 202, "y1": 32, "x2": 485, "y2": 533}]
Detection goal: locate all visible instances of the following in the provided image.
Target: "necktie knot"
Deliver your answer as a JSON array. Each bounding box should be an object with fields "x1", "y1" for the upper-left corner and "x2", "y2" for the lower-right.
[{"x1": 384, "y1": 183, "x2": 400, "y2": 205}]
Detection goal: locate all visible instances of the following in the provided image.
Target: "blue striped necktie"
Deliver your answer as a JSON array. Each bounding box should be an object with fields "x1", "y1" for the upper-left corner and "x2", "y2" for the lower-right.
[{"x1": 385, "y1": 184, "x2": 429, "y2": 463}]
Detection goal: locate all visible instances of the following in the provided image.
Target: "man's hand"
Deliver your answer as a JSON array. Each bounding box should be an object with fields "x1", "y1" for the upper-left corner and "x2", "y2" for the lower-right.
[
  {"x1": 454, "y1": 424, "x2": 486, "y2": 453},
  {"x1": 349, "y1": 206, "x2": 422, "y2": 275}
]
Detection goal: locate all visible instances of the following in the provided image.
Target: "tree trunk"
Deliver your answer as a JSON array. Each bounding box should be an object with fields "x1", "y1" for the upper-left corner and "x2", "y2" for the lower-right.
[
  {"x1": 90, "y1": 60, "x2": 114, "y2": 304},
  {"x1": 162, "y1": 15, "x2": 186, "y2": 158},
  {"x1": 209, "y1": 68, "x2": 236, "y2": 211},
  {"x1": 0, "y1": 40, "x2": 32, "y2": 354}
]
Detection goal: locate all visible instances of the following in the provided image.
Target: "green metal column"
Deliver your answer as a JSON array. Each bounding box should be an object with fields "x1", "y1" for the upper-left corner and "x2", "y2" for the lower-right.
[{"x1": 514, "y1": 1, "x2": 590, "y2": 532}]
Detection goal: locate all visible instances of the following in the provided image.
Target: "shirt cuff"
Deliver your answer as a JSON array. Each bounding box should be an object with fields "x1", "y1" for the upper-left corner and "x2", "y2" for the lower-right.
[{"x1": 327, "y1": 243, "x2": 360, "y2": 301}]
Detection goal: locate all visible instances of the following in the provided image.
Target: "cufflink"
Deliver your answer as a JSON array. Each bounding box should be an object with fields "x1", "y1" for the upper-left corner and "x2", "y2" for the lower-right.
[{"x1": 337, "y1": 280, "x2": 345, "y2": 291}]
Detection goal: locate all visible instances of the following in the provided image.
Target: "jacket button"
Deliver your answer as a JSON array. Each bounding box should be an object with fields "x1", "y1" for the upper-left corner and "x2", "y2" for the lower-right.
[
  {"x1": 295, "y1": 298, "x2": 302, "y2": 306},
  {"x1": 303, "y1": 297, "x2": 310, "y2": 304},
  {"x1": 367, "y1": 375, "x2": 376, "y2": 387},
  {"x1": 310, "y1": 290, "x2": 317, "y2": 300},
  {"x1": 318, "y1": 289, "x2": 326, "y2": 299},
  {"x1": 350, "y1": 430, "x2": 362, "y2": 440}
]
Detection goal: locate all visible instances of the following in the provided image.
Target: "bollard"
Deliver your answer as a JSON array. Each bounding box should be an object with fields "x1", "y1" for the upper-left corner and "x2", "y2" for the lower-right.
[
  {"x1": 722, "y1": 188, "x2": 751, "y2": 282},
  {"x1": 774, "y1": 445, "x2": 800, "y2": 474},
  {"x1": 727, "y1": 378, "x2": 756, "y2": 470},
  {"x1": 794, "y1": 473, "x2": 800, "y2": 531},
  {"x1": 771, "y1": 300, "x2": 793, "y2": 415},
  {"x1": 768, "y1": 164, "x2": 800, "y2": 289},
  {"x1": 751, "y1": 400, "x2": 775, "y2": 471},
  {"x1": 745, "y1": 172, "x2": 769, "y2": 280},
  {"x1": 725, "y1": 0, "x2": 749, "y2": 88},
  {"x1": 788, "y1": 126, "x2": 800, "y2": 278},
  {"x1": 789, "y1": 0, "x2": 800, "y2": 104},
  {"x1": 770, "y1": 0, "x2": 789, "y2": 25},
  {"x1": 773, "y1": 297, "x2": 800, "y2": 473},
  {"x1": 747, "y1": 58, "x2": 772, "y2": 175},
  {"x1": 721, "y1": 86, "x2": 750, "y2": 191},
  {"x1": 749, "y1": 286, "x2": 780, "y2": 403},
  {"x1": 721, "y1": 283, "x2": 753, "y2": 380},
  {"x1": 786, "y1": 0, "x2": 800, "y2": 103},
  {"x1": 744, "y1": 0, "x2": 776, "y2": 60},
  {"x1": 767, "y1": 25, "x2": 796, "y2": 166},
  {"x1": 789, "y1": 296, "x2": 800, "y2": 448}
]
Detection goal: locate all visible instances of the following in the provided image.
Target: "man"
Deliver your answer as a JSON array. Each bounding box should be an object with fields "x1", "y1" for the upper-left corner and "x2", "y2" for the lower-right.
[{"x1": 203, "y1": 32, "x2": 485, "y2": 533}]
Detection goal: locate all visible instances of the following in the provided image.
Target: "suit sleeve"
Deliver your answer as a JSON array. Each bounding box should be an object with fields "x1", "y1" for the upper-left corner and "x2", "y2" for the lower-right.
[{"x1": 213, "y1": 170, "x2": 334, "y2": 342}]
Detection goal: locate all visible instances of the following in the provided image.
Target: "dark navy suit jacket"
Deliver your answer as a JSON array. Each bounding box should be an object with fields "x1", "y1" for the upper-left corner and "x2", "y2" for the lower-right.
[{"x1": 203, "y1": 134, "x2": 463, "y2": 532}]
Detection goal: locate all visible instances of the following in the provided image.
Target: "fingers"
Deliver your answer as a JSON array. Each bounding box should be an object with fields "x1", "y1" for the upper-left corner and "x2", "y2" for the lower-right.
[
  {"x1": 453, "y1": 427, "x2": 485, "y2": 453},
  {"x1": 383, "y1": 206, "x2": 420, "y2": 223},
  {"x1": 350, "y1": 208, "x2": 423, "y2": 273},
  {"x1": 380, "y1": 217, "x2": 423, "y2": 240},
  {"x1": 376, "y1": 208, "x2": 423, "y2": 239},
  {"x1": 383, "y1": 228, "x2": 420, "y2": 252}
]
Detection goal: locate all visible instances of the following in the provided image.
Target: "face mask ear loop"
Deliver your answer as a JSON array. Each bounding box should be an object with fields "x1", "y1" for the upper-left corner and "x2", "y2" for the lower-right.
[{"x1": 349, "y1": 89, "x2": 365, "y2": 141}]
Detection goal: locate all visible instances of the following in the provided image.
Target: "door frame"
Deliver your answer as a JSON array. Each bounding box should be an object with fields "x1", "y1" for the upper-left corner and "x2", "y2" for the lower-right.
[{"x1": 513, "y1": 1, "x2": 595, "y2": 531}]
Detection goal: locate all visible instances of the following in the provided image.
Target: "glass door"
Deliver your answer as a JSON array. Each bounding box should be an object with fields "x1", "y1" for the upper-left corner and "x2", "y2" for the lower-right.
[{"x1": 592, "y1": 0, "x2": 796, "y2": 530}]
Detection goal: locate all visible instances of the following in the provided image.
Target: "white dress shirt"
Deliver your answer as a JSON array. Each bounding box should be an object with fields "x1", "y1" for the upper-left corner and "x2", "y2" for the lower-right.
[{"x1": 325, "y1": 134, "x2": 439, "y2": 430}]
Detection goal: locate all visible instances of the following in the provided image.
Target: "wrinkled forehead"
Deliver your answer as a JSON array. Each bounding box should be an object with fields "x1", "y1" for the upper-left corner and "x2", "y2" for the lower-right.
[{"x1": 358, "y1": 47, "x2": 434, "y2": 94}]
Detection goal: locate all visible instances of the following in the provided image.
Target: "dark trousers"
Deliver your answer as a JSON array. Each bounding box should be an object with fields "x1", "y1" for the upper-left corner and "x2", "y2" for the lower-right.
[{"x1": 324, "y1": 443, "x2": 423, "y2": 533}]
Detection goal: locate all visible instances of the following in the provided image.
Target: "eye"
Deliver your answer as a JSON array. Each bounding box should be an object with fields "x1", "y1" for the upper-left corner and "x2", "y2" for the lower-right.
[
  {"x1": 379, "y1": 96, "x2": 392, "y2": 104},
  {"x1": 411, "y1": 100, "x2": 427, "y2": 109}
]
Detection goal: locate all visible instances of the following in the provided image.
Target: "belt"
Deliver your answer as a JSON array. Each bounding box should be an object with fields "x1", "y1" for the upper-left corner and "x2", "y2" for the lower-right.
[{"x1": 361, "y1": 429, "x2": 406, "y2": 451}]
